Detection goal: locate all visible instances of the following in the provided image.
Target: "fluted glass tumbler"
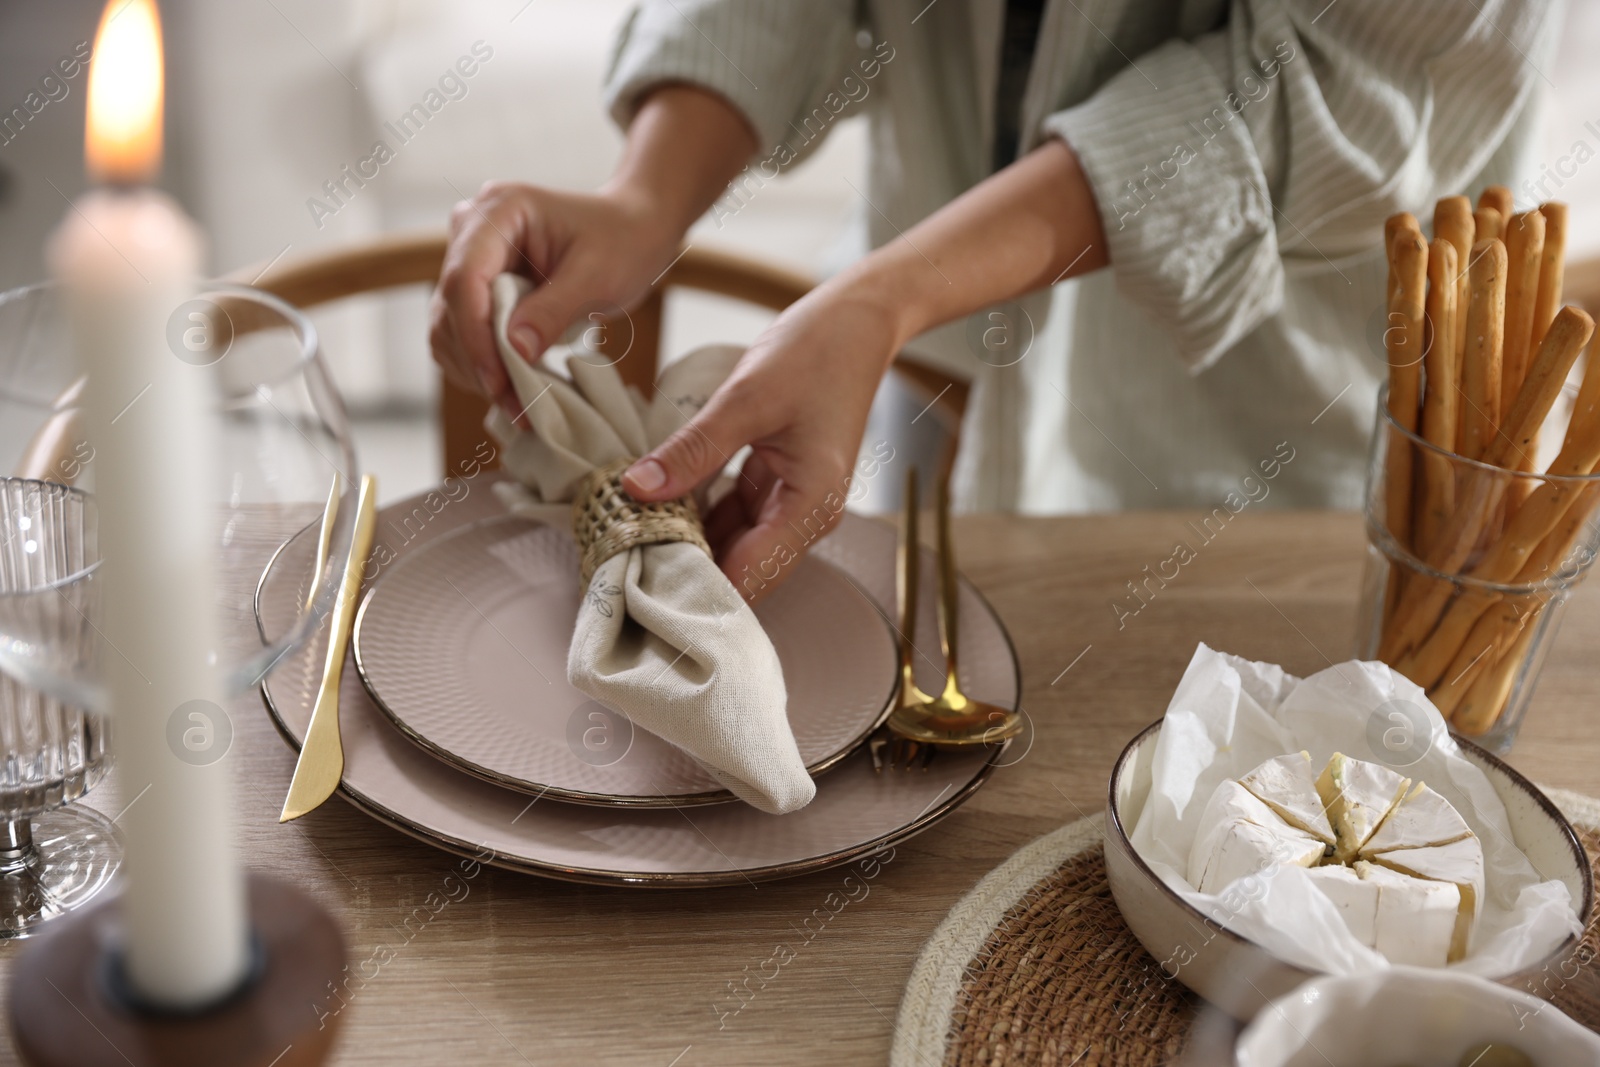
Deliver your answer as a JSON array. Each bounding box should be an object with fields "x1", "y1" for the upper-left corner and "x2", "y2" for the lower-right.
[
  {"x1": 1357, "y1": 391, "x2": 1600, "y2": 753},
  {"x1": 0, "y1": 478, "x2": 117, "y2": 937}
]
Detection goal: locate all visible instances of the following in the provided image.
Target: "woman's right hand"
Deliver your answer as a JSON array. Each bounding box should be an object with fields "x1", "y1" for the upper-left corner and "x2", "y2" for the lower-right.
[
  {"x1": 428, "y1": 180, "x2": 681, "y2": 422},
  {"x1": 428, "y1": 86, "x2": 761, "y2": 422}
]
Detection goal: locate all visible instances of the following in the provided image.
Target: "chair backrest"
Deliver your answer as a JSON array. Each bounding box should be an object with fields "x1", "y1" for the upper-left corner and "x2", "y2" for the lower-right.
[{"x1": 242, "y1": 235, "x2": 967, "y2": 476}]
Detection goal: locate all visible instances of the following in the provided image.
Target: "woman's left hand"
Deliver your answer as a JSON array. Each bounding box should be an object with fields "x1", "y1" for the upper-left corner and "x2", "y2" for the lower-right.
[
  {"x1": 622, "y1": 276, "x2": 902, "y2": 603},
  {"x1": 625, "y1": 137, "x2": 1108, "y2": 603}
]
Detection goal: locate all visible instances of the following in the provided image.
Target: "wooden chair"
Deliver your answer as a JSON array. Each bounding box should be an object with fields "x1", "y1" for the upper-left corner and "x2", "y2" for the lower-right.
[{"x1": 239, "y1": 235, "x2": 967, "y2": 477}]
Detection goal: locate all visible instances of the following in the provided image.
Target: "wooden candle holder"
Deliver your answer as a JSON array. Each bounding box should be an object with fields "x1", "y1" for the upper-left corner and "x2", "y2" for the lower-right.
[{"x1": 8, "y1": 872, "x2": 347, "y2": 1067}]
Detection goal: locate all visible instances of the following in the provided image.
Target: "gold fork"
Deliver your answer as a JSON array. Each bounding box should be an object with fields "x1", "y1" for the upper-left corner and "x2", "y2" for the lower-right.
[{"x1": 875, "y1": 467, "x2": 1022, "y2": 772}]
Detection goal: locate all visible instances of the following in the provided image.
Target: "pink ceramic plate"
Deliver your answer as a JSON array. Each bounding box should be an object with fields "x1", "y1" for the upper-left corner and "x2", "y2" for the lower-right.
[
  {"x1": 351, "y1": 514, "x2": 899, "y2": 805},
  {"x1": 256, "y1": 483, "x2": 1018, "y2": 886}
]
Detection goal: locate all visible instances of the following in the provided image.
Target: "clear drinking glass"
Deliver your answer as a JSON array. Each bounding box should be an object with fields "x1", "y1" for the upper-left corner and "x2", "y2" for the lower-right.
[
  {"x1": 0, "y1": 281, "x2": 360, "y2": 935},
  {"x1": 0, "y1": 478, "x2": 117, "y2": 936},
  {"x1": 1357, "y1": 388, "x2": 1600, "y2": 752},
  {"x1": 0, "y1": 281, "x2": 360, "y2": 714}
]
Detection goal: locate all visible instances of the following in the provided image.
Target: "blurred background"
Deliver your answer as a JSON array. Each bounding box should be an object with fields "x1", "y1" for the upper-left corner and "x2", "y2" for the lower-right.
[{"x1": 2, "y1": 0, "x2": 1597, "y2": 504}]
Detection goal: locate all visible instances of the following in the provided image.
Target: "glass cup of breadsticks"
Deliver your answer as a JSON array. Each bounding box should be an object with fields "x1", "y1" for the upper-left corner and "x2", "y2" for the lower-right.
[{"x1": 1358, "y1": 187, "x2": 1600, "y2": 752}]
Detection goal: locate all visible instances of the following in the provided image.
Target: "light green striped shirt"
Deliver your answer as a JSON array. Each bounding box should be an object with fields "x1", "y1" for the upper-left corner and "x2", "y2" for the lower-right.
[{"x1": 603, "y1": 0, "x2": 1561, "y2": 511}]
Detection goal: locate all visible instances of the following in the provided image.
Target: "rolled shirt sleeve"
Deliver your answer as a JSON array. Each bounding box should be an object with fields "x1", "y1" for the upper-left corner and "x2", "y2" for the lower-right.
[
  {"x1": 603, "y1": 0, "x2": 860, "y2": 162},
  {"x1": 1044, "y1": 0, "x2": 1559, "y2": 369}
]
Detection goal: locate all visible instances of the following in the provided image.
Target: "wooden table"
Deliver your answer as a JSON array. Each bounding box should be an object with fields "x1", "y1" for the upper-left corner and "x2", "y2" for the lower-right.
[{"x1": 4, "y1": 510, "x2": 1598, "y2": 1066}]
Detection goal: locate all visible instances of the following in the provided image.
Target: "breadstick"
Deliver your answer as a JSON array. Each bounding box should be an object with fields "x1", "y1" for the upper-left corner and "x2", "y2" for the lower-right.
[
  {"x1": 1503, "y1": 210, "x2": 1547, "y2": 513},
  {"x1": 1377, "y1": 468, "x2": 1501, "y2": 663},
  {"x1": 1516, "y1": 484, "x2": 1600, "y2": 585},
  {"x1": 1458, "y1": 240, "x2": 1507, "y2": 461},
  {"x1": 1399, "y1": 580, "x2": 1497, "y2": 695},
  {"x1": 1377, "y1": 214, "x2": 1428, "y2": 624},
  {"x1": 1428, "y1": 601, "x2": 1518, "y2": 719},
  {"x1": 1385, "y1": 213, "x2": 1420, "y2": 261},
  {"x1": 1500, "y1": 211, "x2": 1546, "y2": 412},
  {"x1": 1474, "y1": 206, "x2": 1504, "y2": 244},
  {"x1": 1435, "y1": 196, "x2": 1475, "y2": 369},
  {"x1": 1507, "y1": 201, "x2": 1574, "y2": 507},
  {"x1": 1478, "y1": 185, "x2": 1515, "y2": 224},
  {"x1": 1416, "y1": 239, "x2": 1460, "y2": 554},
  {"x1": 1477, "y1": 361, "x2": 1600, "y2": 576},
  {"x1": 1383, "y1": 212, "x2": 1423, "y2": 318},
  {"x1": 1380, "y1": 192, "x2": 1584, "y2": 731},
  {"x1": 1380, "y1": 301, "x2": 1589, "y2": 662},
  {"x1": 1515, "y1": 342, "x2": 1600, "y2": 586},
  {"x1": 1467, "y1": 212, "x2": 1506, "y2": 528},
  {"x1": 1497, "y1": 482, "x2": 1600, "y2": 741},
  {"x1": 1398, "y1": 461, "x2": 1596, "y2": 689},
  {"x1": 1384, "y1": 220, "x2": 1428, "y2": 553},
  {"x1": 1519, "y1": 492, "x2": 1596, "y2": 582},
  {"x1": 1399, "y1": 475, "x2": 1590, "y2": 690},
  {"x1": 1533, "y1": 203, "x2": 1568, "y2": 350},
  {"x1": 1453, "y1": 617, "x2": 1538, "y2": 735},
  {"x1": 1397, "y1": 309, "x2": 1598, "y2": 687},
  {"x1": 1485, "y1": 306, "x2": 1596, "y2": 470},
  {"x1": 1420, "y1": 237, "x2": 1462, "y2": 444}
]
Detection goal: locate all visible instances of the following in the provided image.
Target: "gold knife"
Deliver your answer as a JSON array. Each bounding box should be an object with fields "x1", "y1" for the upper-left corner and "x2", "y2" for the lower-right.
[{"x1": 280, "y1": 473, "x2": 378, "y2": 822}]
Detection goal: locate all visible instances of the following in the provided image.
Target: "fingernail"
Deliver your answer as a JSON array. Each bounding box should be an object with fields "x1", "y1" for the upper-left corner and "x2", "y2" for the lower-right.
[
  {"x1": 510, "y1": 324, "x2": 541, "y2": 362},
  {"x1": 624, "y1": 457, "x2": 667, "y2": 493}
]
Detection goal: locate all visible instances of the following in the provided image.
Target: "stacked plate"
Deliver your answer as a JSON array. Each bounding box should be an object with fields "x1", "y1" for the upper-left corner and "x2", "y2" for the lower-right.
[{"x1": 255, "y1": 482, "x2": 1020, "y2": 886}]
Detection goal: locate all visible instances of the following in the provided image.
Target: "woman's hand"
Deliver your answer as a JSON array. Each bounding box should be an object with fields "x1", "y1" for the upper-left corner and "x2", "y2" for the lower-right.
[
  {"x1": 622, "y1": 277, "x2": 904, "y2": 603},
  {"x1": 429, "y1": 183, "x2": 678, "y2": 421},
  {"x1": 428, "y1": 85, "x2": 759, "y2": 420},
  {"x1": 623, "y1": 137, "x2": 1108, "y2": 602}
]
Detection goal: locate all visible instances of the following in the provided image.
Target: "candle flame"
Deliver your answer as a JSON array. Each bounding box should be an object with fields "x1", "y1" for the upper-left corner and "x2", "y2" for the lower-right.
[{"x1": 86, "y1": 0, "x2": 164, "y2": 183}]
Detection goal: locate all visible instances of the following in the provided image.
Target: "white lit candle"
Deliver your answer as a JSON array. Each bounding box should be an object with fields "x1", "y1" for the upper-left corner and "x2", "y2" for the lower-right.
[{"x1": 47, "y1": 0, "x2": 248, "y2": 1009}]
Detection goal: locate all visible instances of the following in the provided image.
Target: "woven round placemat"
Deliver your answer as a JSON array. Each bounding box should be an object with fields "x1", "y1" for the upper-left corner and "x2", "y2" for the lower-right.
[{"x1": 892, "y1": 789, "x2": 1600, "y2": 1067}]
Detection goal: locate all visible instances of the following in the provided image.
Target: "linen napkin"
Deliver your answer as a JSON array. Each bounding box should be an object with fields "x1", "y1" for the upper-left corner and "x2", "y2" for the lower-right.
[{"x1": 483, "y1": 273, "x2": 814, "y2": 814}]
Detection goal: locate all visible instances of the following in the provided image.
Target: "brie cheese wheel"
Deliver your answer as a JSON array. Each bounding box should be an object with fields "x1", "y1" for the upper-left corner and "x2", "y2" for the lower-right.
[
  {"x1": 1367, "y1": 836, "x2": 1485, "y2": 961},
  {"x1": 1193, "y1": 818, "x2": 1325, "y2": 895},
  {"x1": 1193, "y1": 752, "x2": 1487, "y2": 966},
  {"x1": 1363, "y1": 781, "x2": 1474, "y2": 855},
  {"x1": 1187, "y1": 781, "x2": 1325, "y2": 894},
  {"x1": 1316, "y1": 752, "x2": 1412, "y2": 862},
  {"x1": 1187, "y1": 779, "x2": 1275, "y2": 884},
  {"x1": 1238, "y1": 751, "x2": 1337, "y2": 847},
  {"x1": 1304, "y1": 865, "x2": 1378, "y2": 948},
  {"x1": 1355, "y1": 860, "x2": 1462, "y2": 968}
]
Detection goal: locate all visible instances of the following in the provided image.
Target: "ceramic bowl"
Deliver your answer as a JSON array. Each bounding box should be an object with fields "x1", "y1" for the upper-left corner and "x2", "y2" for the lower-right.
[
  {"x1": 1235, "y1": 967, "x2": 1600, "y2": 1066},
  {"x1": 1104, "y1": 719, "x2": 1594, "y2": 1021}
]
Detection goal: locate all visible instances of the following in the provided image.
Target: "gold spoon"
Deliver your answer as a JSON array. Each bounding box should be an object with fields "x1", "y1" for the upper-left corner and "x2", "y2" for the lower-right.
[{"x1": 883, "y1": 467, "x2": 1023, "y2": 750}]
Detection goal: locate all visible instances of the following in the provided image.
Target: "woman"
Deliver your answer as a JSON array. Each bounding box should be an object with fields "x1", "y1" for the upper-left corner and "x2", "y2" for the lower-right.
[{"x1": 430, "y1": 0, "x2": 1559, "y2": 600}]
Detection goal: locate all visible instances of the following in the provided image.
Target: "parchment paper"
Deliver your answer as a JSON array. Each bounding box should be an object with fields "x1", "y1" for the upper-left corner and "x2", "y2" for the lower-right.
[{"x1": 1129, "y1": 644, "x2": 1583, "y2": 975}]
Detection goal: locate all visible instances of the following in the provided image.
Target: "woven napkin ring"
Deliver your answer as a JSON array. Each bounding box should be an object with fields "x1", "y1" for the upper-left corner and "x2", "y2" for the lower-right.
[{"x1": 572, "y1": 458, "x2": 712, "y2": 586}]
